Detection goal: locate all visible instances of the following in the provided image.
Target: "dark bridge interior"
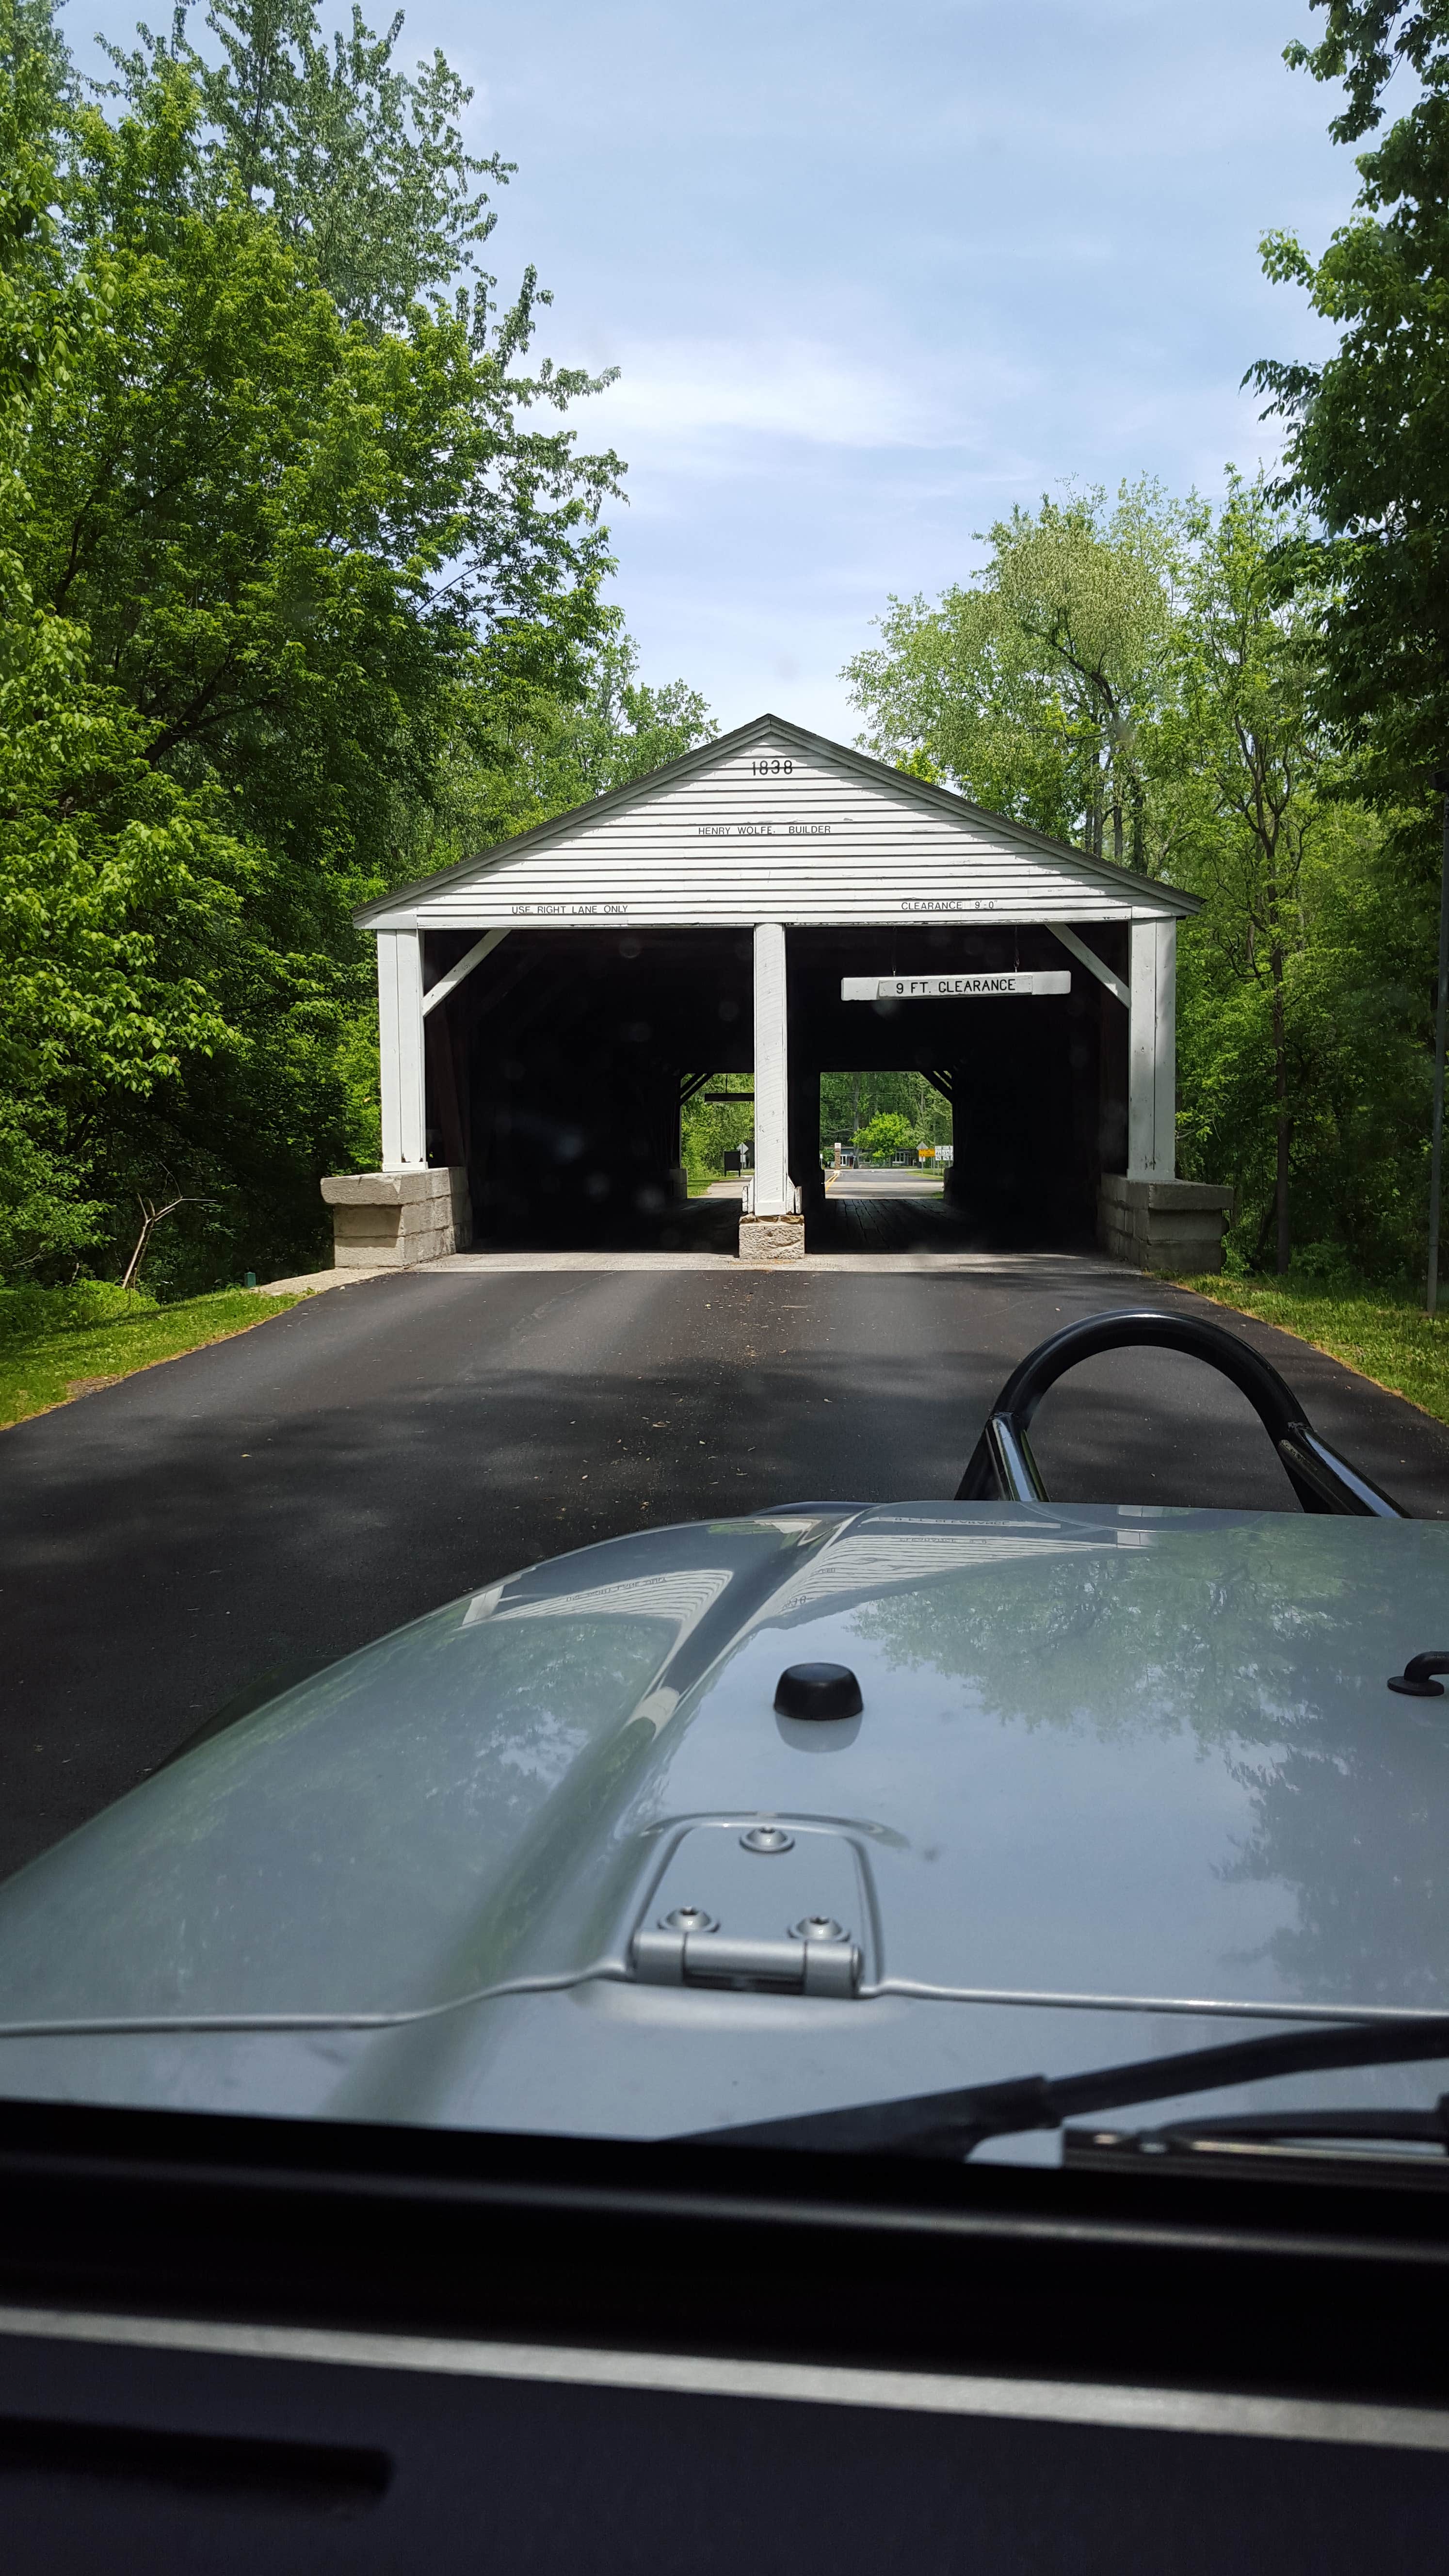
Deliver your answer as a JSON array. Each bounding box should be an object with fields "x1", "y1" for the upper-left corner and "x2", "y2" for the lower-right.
[
  {"x1": 424, "y1": 929, "x2": 752, "y2": 1247},
  {"x1": 421, "y1": 924, "x2": 1128, "y2": 1252},
  {"x1": 789, "y1": 926, "x2": 1127, "y2": 1248}
]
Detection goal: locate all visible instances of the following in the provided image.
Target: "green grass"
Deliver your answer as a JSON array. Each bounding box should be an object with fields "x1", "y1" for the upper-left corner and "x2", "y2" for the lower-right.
[
  {"x1": 1175, "y1": 1271, "x2": 1449, "y2": 1429},
  {"x1": 0, "y1": 1281, "x2": 302, "y2": 1430}
]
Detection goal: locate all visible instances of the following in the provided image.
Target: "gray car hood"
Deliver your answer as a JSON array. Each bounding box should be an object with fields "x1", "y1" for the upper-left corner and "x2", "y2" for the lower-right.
[{"x1": 0, "y1": 1502, "x2": 1447, "y2": 2139}]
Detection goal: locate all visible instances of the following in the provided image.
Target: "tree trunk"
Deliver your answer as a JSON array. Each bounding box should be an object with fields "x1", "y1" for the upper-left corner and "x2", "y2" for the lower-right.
[
  {"x1": 1111, "y1": 799, "x2": 1124, "y2": 863},
  {"x1": 1271, "y1": 945, "x2": 1290, "y2": 1274}
]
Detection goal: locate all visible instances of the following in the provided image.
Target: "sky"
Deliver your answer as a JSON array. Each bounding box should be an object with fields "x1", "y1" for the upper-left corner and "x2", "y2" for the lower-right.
[{"x1": 64, "y1": 0, "x2": 1370, "y2": 738}]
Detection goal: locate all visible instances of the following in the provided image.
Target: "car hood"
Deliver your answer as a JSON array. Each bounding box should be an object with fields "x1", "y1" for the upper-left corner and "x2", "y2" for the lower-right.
[{"x1": 1, "y1": 1500, "x2": 1448, "y2": 2049}]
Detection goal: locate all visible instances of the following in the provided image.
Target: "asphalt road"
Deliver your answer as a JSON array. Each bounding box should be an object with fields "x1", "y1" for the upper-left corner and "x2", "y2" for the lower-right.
[{"x1": 3, "y1": 1256, "x2": 1449, "y2": 1882}]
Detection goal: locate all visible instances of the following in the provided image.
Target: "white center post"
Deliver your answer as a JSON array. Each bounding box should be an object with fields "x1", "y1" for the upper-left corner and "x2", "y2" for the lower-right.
[{"x1": 751, "y1": 921, "x2": 796, "y2": 1217}]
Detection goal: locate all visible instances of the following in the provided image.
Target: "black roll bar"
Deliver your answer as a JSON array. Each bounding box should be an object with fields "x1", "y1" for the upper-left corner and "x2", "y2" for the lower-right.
[{"x1": 956, "y1": 1309, "x2": 1406, "y2": 1517}]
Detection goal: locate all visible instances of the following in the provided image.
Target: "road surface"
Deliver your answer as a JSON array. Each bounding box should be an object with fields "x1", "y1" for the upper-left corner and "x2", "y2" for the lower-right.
[{"x1": 2, "y1": 1254, "x2": 1447, "y2": 1879}]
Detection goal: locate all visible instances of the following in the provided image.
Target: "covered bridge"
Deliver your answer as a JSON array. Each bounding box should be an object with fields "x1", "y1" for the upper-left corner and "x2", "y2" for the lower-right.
[{"x1": 325, "y1": 714, "x2": 1227, "y2": 1270}]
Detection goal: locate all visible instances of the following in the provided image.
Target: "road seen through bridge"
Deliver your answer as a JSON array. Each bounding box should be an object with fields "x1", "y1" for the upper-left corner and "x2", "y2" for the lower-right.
[{"x1": 2, "y1": 1253, "x2": 1448, "y2": 1882}]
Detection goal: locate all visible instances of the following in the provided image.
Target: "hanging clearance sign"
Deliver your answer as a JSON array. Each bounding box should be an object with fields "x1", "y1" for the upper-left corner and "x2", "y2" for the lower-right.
[{"x1": 840, "y1": 972, "x2": 1071, "y2": 1002}]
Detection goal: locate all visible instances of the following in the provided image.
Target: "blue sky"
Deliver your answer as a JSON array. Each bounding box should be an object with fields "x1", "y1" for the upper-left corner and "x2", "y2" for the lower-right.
[{"x1": 67, "y1": 0, "x2": 1368, "y2": 736}]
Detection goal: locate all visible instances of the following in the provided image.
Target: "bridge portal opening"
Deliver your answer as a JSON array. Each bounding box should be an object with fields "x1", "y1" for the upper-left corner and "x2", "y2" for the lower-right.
[
  {"x1": 418, "y1": 918, "x2": 1132, "y2": 1255},
  {"x1": 787, "y1": 926, "x2": 1127, "y2": 1253},
  {"x1": 425, "y1": 926, "x2": 753, "y2": 1247}
]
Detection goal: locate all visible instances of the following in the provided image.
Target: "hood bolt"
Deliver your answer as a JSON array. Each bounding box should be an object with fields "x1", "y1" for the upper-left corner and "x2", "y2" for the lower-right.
[{"x1": 741, "y1": 1825, "x2": 794, "y2": 1853}]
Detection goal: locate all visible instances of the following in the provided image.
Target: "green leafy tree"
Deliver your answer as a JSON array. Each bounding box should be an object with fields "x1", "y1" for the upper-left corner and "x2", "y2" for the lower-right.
[
  {"x1": 853, "y1": 1110, "x2": 917, "y2": 1161},
  {"x1": 546, "y1": 630, "x2": 715, "y2": 802},
  {"x1": 0, "y1": 0, "x2": 256, "y2": 1272},
  {"x1": 107, "y1": 0, "x2": 508, "y2": 334},
  {"x1": 101, "y1": 1, "x2": 622, "y2": 636},
  {"x1": 0, "y1": 612, "x2": 255, "y2": 1273},
  {"x1": 845, "y1": 482, "x2": 1184, "y2": 862},
  {"x1": 819, "y1": 1072, "x2": 949, "y2": 1154},
  {"x1": 843, "y1": 458, "x2": 1432, "y2": 1278},
  {"x1": 430, "y1": 620, "x2": 715, "y2": 860},
  {"x1": 1155, "y1": 474, "x2": 1428, "y2": 1279},
  {"x1": 0, "y1": 0, "x2": 642, "y2": 1284},
  {"x1": 32, "y1": 52, "x2": 620, "y2": 838},
  {"x1": 679, "y1": 1089, "x2": 752, "y2": 1194},
  {"x1": 1249, "y1": 1, "x2": 1449, "y2": 789},
  {"x1": 1156, "y1": 474, "x2": 1339, "y2": 1271},
  {"x1": 1244, "y1": 1, "x2": 1449, "y2": 1281}
]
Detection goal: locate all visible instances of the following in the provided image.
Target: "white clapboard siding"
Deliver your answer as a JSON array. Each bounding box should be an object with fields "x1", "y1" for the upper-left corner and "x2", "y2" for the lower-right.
[{"x1": 361, "y1": 720, "x2": 1194, "y2": 932}]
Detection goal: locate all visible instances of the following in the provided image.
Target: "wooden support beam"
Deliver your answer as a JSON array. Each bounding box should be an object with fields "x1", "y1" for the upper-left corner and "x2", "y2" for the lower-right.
[
  {"x1": 1051, "y1": 924, "x2": 1129, "y2": 1009},
  {"x1": 421, "y1": 928, "x2": 509, "y2": 1018}
]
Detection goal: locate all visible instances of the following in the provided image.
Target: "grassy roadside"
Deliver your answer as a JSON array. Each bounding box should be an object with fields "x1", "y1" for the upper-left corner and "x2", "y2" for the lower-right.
[
  {"x1": 1174, "y1": 1272, "x2": 1449, "y2": 1430},
  {"x1": 0, "y1": 1284, "x2": 302, "y2": 1431}
]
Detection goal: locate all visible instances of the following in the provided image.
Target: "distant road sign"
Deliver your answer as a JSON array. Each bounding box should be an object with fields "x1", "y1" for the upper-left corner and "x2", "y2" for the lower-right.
[{"x1": 840, "y1": 972, "x2": 1071, "y2": 1001}]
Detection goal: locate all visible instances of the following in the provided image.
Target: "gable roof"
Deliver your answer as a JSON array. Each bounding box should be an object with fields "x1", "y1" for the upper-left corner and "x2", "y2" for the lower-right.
[{"x1": 357, "y1": 711, "x2": 1200, "y2": 929}]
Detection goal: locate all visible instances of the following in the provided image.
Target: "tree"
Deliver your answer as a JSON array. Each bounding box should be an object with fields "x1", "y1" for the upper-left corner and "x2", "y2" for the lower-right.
[
  {"x1": 0, "y1": 605, "x2": 259, "y2": 1273},
  {"x1": 844, "y1": 482, "x2": 1184, "y2": 861},
  {"x1": 842, "y1": 460, "x2": 1434, "y2": 1279},
  {"x1": 106, "y1": 0, "x2": 507, "y2": 334},
  {"x1": 31, "y1": 49, "x2": 621, "y2": 835},
  {"x1": 853, "y1": 1111, "x2": 917, "y2": 1161},
  {"x1": 1157, "y1": 474, "x2": 1337, "y2": 1272},
  {"x1": 0, "y1": 0, "x2": 644, "y2": 1284},
  {"x1": 547, "y1": 631, "x2": 715, "y2": 802},
  {"x1": 1245, "y1": 1, "x2": 1449, "y2": 1283},
  {"x1": 100, "y1": 1, "x2": 621, "y2": 637},
  {"x1": 679, "y1": 1087, "x2": 752, "y2": 1193},
  {"x1": 1248, "y1": 2, "x2": 1449, "y2": 788},
  {"x1": 820, "y1": 1072, "x2": 949, "y2": 1154},
  {"x1": 0, "y1": 0, "x2": 256, "y2": 1272},
  {"x1": 429, "y1": 621, "x2": 715, "y2": 860}
]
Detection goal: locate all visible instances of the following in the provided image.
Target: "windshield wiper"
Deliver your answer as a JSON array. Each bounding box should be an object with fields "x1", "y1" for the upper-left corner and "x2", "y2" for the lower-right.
[
  {"x1": 679, "y1": 2016, "x2": 1449, "y2": 2158},
  {"x1": 1063, "y1": 2100, "x2": 1449, "y2": 2174}
]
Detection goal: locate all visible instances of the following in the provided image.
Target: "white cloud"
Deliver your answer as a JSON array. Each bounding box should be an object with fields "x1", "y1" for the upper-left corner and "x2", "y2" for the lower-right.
[{"x1": 590, "y1": 338, "x2": 959, "y2": 458}]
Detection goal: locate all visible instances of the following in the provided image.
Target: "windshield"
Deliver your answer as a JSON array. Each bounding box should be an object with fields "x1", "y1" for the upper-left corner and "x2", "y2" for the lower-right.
[{"x1": 8, "y1": 0, "x2": 1449, "y2": 2201}]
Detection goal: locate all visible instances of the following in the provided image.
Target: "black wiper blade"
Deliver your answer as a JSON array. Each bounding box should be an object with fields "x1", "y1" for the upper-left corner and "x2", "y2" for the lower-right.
[
  {"x1": 679, "y1": 2016, "x2": 1449, "y2": 2158},
  {"x1": 1063, "y1": 2099, "x2": 1449, "y2": 2178},
  {"x1": 1080, "y1": 2101, "x2": 1449, "y2": 2153}
]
